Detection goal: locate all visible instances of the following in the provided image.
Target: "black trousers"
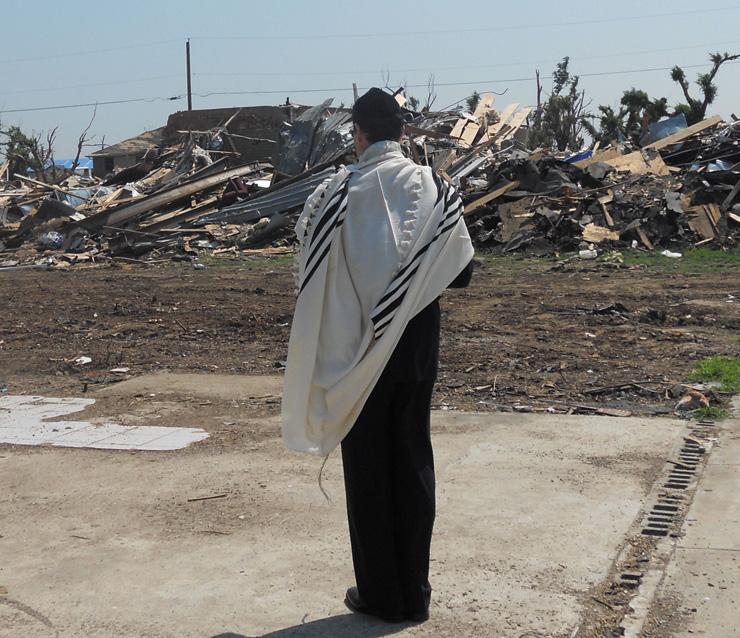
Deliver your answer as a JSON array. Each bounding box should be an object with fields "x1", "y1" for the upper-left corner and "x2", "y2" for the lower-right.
[{"x1": 341, "y1": 370, "x2": 436, "y2": 618}]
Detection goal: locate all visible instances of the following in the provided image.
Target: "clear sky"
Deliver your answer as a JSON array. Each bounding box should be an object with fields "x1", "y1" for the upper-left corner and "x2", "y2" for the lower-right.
[{"x1": 1, "y1": 0, "x2": 739, "y2": 156}]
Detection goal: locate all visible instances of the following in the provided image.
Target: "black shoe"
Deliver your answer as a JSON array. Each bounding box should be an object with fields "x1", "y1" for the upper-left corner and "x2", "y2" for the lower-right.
[
  {"x1": 344, "y1": 587, "x2": 405, "y2": 624},
  {"x1": 405, "y1": 608, "x2": 430, "y2": 623}
]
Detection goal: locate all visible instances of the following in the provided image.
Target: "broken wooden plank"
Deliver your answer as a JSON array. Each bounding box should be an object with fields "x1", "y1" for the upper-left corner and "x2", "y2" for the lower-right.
[
  {"x1": 141, "y1": 196, "x2": 221, "y2": 232},
  {"x1": 574, "y1": 147, "x2": 622, "y2": 169},
  {"x1": 603, "y1": 151, "x2": 669, "y2": 176},
  {"x1": 449, "y1": 112, "x2": 482, "y2": 148},
  {"x1": 498, "y1": 108, "x2": 533, "y2": 142},
  {"x1": 405, "y1": 125, "x2": 451, "y2": 140},
  {"x1": 582, "y1": 223, "x2": 620, "y2": 243},
  {"x1": 646, "y1": 154, "x2": 670, "y2": 176},
  {"x1": 721, "y1": 177, "x2": 740, "y2": 212},
  {"x1": 80, "y1": 164, "x2": 265, "y2": 232},
  {"x1": 497, "y1": 200, "x2": 535, "y2": 241},
  {"x1": 636, "y1": 226, "x2": 654, "y2": 250},
  {"x1": 486, "y1": 103, "x2": 519, "y2": 139},
  {"x1": 459, "y1": 121, "x2": 482, "y2": 147},
  {"x1": 598, "y1": 191, "x2": 615, "y2": 227},
  {"x1": 644, "y1": 114, "x2": 723, "y2": 150},
  {"x1": 464, "y1": 181, "x2": 521, "y2": 215},
  {"x1": 449, "y1": 115, "x2": 472, "y2": 140},
  {"x1": 686, "y1": 203, "x2": 721, "y2": 240},
  {"x1": 13, "y1": 174, "x2": 89, "y2": 201},
  {"x1": 435, "y1": 149, "x2": 458, "y2": 173},
  {"x1": 472, "y1": 93, "x2": 495, "y2": 118}
]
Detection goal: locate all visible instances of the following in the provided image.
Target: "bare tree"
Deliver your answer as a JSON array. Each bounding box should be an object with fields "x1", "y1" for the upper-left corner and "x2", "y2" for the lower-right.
[
  {"x1": 380, "y1": 66, "x2": 391, "y2": 89},
  {"x1": 45, "y1": 128, "x2": 58, "y2": 182},
  {"x1": 71, "y1": 105, "x2": 97, "y2": 174},
  {"x1": 423, "y1": 73, "x2": 437, "y2": 112}
]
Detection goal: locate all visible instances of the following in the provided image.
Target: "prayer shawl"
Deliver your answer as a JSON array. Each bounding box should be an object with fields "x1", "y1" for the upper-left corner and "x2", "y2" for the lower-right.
[{"x1": 281, "y1": 141, "x2": 474, "y2": 455}]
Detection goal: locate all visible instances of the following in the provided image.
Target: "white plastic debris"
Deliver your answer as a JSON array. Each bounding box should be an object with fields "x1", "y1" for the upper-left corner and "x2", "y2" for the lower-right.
[
  {"x1": 74, "y1": 356, "x2": 92, "y2": 366},
  {"x1": 579, "y1": 249, "x2": 598, "y2": 260},
  {"x1": 0, "y1": 395, "x2": 208, "y2": 451},
  {"x1": 661, "y1": 250, "x2": 682, "y2": 258}
]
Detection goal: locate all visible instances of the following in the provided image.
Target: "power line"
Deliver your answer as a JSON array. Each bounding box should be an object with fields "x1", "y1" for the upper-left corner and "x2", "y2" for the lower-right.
[
  {"x1": 2, "y1": 59, "x2": 738, "y2": 115},
  {"x1": 0, "y1": 7, "x2": 737, "y2": 70},
  {"x1": 1, "y1": 75, "x2": 182, "y2": 98},
  {"x1": 195, "y1": 61, "x2": 740, "y2": 98},
  {"x1": 0, "y1": 39, "x2": 181, "y2": 65},
  {"x1": 192, "y1": 6, "x2": 740, "y2": 41},
  {"x1": 193, "y1": 40, "x2": 740, "y2": 79},
  {"x1": 5, "y1": 39, "x2": 736, "y2": 98},
  {"x1": 0, "y1": 95, "x2": 183, "y2": 115}
]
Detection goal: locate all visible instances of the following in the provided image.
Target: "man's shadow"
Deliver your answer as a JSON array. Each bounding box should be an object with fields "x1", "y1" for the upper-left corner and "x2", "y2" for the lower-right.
[{"x1": 212, "y1": 612, "x2": 411, "y2": 637}]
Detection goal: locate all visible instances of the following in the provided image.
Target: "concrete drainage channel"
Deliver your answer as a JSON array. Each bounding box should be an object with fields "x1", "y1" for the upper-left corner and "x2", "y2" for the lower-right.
[
  {"x1": 640, "y1": 426, "x2": 711, "y2": 538},
  {"x1": 574, "y1": 418, "x2": 718, "y2": 637}
]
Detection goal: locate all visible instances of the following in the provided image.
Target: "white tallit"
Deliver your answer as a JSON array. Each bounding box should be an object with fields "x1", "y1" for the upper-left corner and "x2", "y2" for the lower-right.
[{"x1": 281, "y1": 140, "x2": 474, "y2": 455}]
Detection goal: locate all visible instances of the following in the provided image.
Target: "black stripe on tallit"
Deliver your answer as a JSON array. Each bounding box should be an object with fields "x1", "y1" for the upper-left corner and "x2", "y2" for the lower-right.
[
  {"x1": 371, "y1": 261, "x2": 421, "y2": 319},
  {"x1": 308, "y1": 181, "x2": 349, "y2": 250},
  {"x1": 435, "y1": 210, "x2": 463, "y2": 238},
  {"x1": 370, "y1": 191, "x2": 464, "y2": 338},
  {"x1": 372, "y1": 196, "x2": 462, "y2": 311},
  {"x1": 304, "y1": 197, "x2": 348, "y2": 272},
  {"x1": 298, "y1": 216, "x2": 347, "y2": 296},
  {"x1": 432, "y1": 171, "x2": 445, "y2": 207},
  {"x1": 371, "y1": 280, "x2": 413, "y2": 332}
]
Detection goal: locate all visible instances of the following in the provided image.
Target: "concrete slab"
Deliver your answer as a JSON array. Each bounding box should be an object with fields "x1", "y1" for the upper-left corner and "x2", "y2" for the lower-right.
[
  {"x1": 680, "y1": 464, "x2": 740, "y2": 551},
  {"x1": 97, "y1": 373, "x2": 284, "y2": 401},
  {"x1": 0, "y1": 408, "x2": 682, "y2": 637},
  {"x1": 661, "y1": 548, "x2": 739, "y2": 638},
  {"x1": 652, "y1": 416, "x2": 740, "y2": 637},
  {"x1": 0, "y1": 395, "x2": 208, "y2": 451}
]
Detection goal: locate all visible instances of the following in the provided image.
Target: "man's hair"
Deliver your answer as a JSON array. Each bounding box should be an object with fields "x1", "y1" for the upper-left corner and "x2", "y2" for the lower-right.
[{"x1": 352, "y1": 87, "x2": 405, "y2": 143}]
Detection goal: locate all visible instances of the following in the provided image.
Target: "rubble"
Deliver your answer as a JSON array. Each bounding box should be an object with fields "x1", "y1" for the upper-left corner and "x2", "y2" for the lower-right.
[{"x1": 1, "y1": 93, "x2": 738, "y2": 269}]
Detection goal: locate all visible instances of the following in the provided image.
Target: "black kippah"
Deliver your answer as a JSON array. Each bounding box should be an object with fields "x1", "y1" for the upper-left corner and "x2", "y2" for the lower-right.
[{"x1": 352, "y1": 87, "x2": 402, "y2": 120}]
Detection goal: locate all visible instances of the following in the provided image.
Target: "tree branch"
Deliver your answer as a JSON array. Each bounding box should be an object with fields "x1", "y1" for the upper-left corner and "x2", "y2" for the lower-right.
[{"x1": 72, "y1": 104, "x2": 97, "y2": 174}]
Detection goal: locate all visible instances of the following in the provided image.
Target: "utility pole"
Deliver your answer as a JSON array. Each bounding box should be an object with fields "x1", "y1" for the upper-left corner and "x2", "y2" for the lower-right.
[{"x1": 186, "y1": 38, "x2": 193, "y2": 111}]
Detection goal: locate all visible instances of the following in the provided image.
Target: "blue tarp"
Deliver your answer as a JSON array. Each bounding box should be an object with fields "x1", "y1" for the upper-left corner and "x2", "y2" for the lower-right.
[
  {"x1": 26, "y1": 158, "x2": 94, "y2": 173},
  {"x1": 50, "y1": 158, "x2": 93, "y2": 170},
  {"x1": 640, "y1": 114, "x2": 688, "y2": 147},
  {"x1": 565, "y1": 149, "x2": 593, "y2": 164}
]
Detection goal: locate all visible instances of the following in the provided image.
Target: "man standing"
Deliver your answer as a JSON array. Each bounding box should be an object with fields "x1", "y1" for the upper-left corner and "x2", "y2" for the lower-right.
[{"x1": 282, "y1": 88, "x2": 474, "y2": 624}]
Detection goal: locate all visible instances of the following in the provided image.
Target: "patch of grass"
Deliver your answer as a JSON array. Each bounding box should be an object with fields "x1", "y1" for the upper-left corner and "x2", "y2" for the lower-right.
[
  {"x1": 689, "y1": 356, "x2": 740, "y2": 393},
  {"x1": 197, "y1": 252, "x2": 295, "y2": 270},
  {"x1": 474, "y1": 253, "x2": 552, "y2": 272},
  {"x1": 622, "y1": 247, "x2": 740, "y2": 273},
  {"x1": 691, "y1": 406, "x2": 730, "y2": 420}
]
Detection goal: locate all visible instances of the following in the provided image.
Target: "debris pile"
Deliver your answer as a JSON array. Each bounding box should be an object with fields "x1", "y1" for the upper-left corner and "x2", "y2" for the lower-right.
[
  {"x1": 0, "y1": 102, "x2": 354, "y2": 268},
  {"x1": 461, "y1": 111, "x2": 739, "y2": 255},
  {"x1": 1, "y1": 94, "x2": 738, "y2": 269}
]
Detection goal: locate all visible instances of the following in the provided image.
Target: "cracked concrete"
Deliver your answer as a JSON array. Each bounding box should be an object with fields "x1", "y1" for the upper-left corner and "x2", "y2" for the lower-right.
[{"x1": 0, "y1": 373, "x2": 684, "y2": 637}]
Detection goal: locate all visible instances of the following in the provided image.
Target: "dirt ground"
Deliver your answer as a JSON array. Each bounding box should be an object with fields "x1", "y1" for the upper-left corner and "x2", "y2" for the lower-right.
[
  {"x1": 1, "y1": 252, "x2": 737, "y2": 419},
  {"x1": 1, "y1": 251, "x2": 738, "y2": 637}
]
